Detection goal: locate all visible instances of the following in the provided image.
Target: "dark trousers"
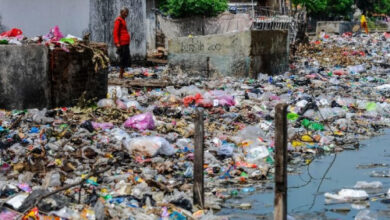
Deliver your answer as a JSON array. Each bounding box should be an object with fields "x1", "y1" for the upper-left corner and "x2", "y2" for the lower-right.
[{"x1": 117, "y1": 44, "x2": 130, "y2": 68}]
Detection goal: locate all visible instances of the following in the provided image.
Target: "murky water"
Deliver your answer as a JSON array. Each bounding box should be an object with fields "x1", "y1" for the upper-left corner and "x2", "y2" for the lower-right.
[{"x1": 219, "y1": 130, "x2": 390, "y2": 220}]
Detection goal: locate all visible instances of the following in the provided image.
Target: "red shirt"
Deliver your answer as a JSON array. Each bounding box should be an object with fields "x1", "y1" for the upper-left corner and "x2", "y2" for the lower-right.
[{"x1": 113, "y1": 16, "x2": 130, "y2": 46}]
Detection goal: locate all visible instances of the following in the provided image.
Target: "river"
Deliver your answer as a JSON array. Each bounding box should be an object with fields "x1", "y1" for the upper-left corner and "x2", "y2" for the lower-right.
[{"x1": 219, "y1": 130, "x2": 390, "y2": 220}]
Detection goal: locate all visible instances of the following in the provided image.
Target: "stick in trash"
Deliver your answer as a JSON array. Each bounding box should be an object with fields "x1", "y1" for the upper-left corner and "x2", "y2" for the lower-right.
[
  {"x1": 193, "y1": 108, "x2": 205, "y2": 209},
  {"x1": 23, "y1": 164, "x2": 113, "y2": 214}
]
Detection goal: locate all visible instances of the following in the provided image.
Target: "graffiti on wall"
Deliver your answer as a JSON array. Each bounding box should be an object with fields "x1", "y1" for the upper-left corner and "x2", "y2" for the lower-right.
[{"x1": 180, "y1": 38, "x2": 222, "y2": 53}]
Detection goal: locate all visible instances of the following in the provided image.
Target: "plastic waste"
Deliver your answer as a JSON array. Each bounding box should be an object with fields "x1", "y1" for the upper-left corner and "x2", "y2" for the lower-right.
[
  {"x1": 370, "y1": 170, "x2": 390, "y2": 178},
  {"x1": 217, "y1": 143, "x2": 235, "y2": 157},
  {"x1": 245, "y1": 145, "x2": 269, "y2": 164},
  {"x1": 0, "y1": 28, "x2": 23, "y2": 37},
  {"x1": 115, "y1": 99, "x2": 127, "y2": 110},
  {"x1": 287, "y1": 112, "x2": 299, "y2": 121},
  {"x1": 355, "y1": 210, "x2": 377, "y2": 220},
  {"x1": 324, "y1": 189, "x2": 368, "y2": 201},
  {"x1": 207, "y1": 90, "x2": 236, "y2": 107},
  {"x1": 124, "y1": 112, "x2": 155, "y2": 131},
  {"x1": 92, "y1": 122, "x2": 113, "y2": 130},
  {"x1": 44, "y1": 172, "x2": 61, "y2": 187},
  {"x1": 125, "y1": 136, "x2": 175, "y2": 157},
  {"x1": 301, "y1": 119, "x2": 324, "y2": 131},
  {"x1": 124, "y1": 100, "x2": 142, "y2": 109},
  {"x1": 49, "y1": 207, "x2": 78, "y2": 219},
  {"x1": 365, "y1": 102, "x2": 377, "y2": 111},
  {"x1": 43, "y1": 25, "x2": 64, "y2": 42},
  {"x1": 97, "y1": 99, "x2": 115, "y2": 108},
  {"x1": 354, "y1": 181, "x2": 382, "y2": 189},
  {"x1": 5, "y1": 193, "x2": 28, "y2": 209},
  {"x1": 387, "y1": 188, "x2": 390, "y2": 198},
  {"x1": 241, "y1": 187, "x2": 255, "y2": 193},
  {"x1": 0, "y1": 208, "x2": 20, "y2": 219},
  {"x1": 29, "y1": 109, "x2": 54, "y2": 124}
]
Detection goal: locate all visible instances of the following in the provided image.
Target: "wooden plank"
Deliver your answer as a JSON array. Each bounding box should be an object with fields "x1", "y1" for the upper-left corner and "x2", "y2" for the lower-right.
[
  {"x1": 193, "y1": 108, "x2": 205, "y2": 208},
  {"x1": 109, "y1": 78, "x2": 170, "y2": 88},
  {"x1": 146, "y1": 58, "x2": 168, "y2": 64},
  {"x1": 274, "y1": 103, "x2": 288, "y2": 220}
]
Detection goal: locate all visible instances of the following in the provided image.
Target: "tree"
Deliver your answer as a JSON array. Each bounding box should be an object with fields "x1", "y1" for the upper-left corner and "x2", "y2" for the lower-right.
[
  {"x1": 292, "y1": 0, "x2": 354, "y2": 19},
  {"x1": 357, "y1": 0, "x2": 390, "y2": 15},
  {"x1": 326, "y1": 0, "x2": 354, "y2": 16},
  {"x1": 159, "y1": 0, "x2": 228, "y2": 18},
  {"x1": 292, "y1": 0, "x2": 327, "y2": 14}
]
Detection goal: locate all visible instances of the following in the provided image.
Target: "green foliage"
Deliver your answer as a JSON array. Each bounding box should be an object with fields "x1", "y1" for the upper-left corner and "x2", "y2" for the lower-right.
[
  {"x1": 159, "y1": 0, "x2": 228, "y2": 18},
  {"x1": 293, "y1": 0, "x2": 354, "y2": 19},
  {"x1": 357, "y1": 0, "x2": 390, "y2": 15},
  {"x1": 292, "y1": 0, "x2": 327, "y2": 14},
  {"x1": 326, "y1": 0, "x2": 354, "y2": 16}
]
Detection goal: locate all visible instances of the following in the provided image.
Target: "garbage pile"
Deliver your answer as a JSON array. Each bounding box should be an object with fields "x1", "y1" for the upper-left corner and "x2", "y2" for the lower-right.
[
  {"x1": 0, "y1": 27, "x2": 109, "y2": 72},
  {"x1": 1, "y1": 32, "x2": 390, "y2": 219}
]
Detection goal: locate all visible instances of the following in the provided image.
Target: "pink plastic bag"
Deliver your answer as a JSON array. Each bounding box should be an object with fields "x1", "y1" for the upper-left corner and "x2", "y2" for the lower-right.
[
  {"x1": 116, "y1": 99, "x2": 127, "y2": 110},
  {"x1": 124, "y1": 112, "x2": 155, "y2": 131},
  {"x1": 92, "y1": 122, "x2": 114, "y2": 130},
  {"x1": 44, "y1": 25, "x2": 64, "y2": 41},
  {"x1": 209, "y1": 90, "x2": 236, "y2": 107}
]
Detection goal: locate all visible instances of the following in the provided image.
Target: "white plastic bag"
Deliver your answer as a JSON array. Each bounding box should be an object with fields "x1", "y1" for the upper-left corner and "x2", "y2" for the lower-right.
[
  {"x1": 324, "y1": 189, "x2": 368, "y2": 201},
  {"x1": 97, "y1": 98, "x2": 115, "y2": 108},
  {"x1": 354, "y1": 181, "x2": 382, "y2": 189},
  {"x1": 126, "y1": 136, "x2": 175, "y2": 157},
  {"x1": 245, "y1": 145, "x2": 269, "y2": 164}
]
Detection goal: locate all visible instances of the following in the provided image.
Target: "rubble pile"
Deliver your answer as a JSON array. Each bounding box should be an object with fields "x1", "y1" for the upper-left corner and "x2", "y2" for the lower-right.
[{"x1": 1, "y1": 33, "x2": 390, "y2": 219}]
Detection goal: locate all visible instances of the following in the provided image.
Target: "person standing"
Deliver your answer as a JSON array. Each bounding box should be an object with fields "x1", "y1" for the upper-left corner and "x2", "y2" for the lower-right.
[
  {"x1": 113, "y1": 7, "x2": 131, "y2": 79},
  {"x1": 361, "y1": 14, "x2": 369, "y2": 34}
]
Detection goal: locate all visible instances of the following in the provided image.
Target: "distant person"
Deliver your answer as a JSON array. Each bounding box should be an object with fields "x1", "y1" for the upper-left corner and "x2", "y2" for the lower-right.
[
  {"x1": 113, "y1": 7, "x2": 131, "y2": 79},
  {"x1": 361, "y1": 14, "x2": 369, "y2": 34},
  {"x1": 319, "y1": 29, "x2": 326, "y2": 39}
]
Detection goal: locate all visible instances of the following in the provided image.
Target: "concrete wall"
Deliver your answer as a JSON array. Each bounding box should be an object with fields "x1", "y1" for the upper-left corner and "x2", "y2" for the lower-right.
[
  {"x1": 0, "y1": 0, "x2": 90, "y2": 37},
  {"x1": 50, "y1": 47, "x2": 108, "y2": 107},
  {"x1": 0, "y1": 45, "x2": 108, "y2": 110},
  {"x1": 0, "y1": 0, "x2": 152, "y2": 60},
  {"x1": 316, "y1": 21, "x2": 354, "y2": 35},
  {"x1": 146, "y1": 0, "x2": 157, "y2": 51},
  {"x1": 168, "y1": 30, "x2": 288, "y2": 77},
  {"x1": 157, "y1": 13, "x2": 252, "y2": 48},
  {"x1": 169, "y1": 32, "x2": 251, "y2": 77},
  {"x1": 89, "y1": 0, "x2": 147, "y2": 60},
  {"x1": 0, "y1": 45, "x2": 50, "y2": 110},
  {"x1": 251, "y1": 30, "x2": 289, "y2": 77}
]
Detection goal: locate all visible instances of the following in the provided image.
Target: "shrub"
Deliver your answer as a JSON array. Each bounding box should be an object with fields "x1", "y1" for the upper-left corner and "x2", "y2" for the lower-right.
[{"x1": 160, "y1": 0, "x2": 228, "y2": 18}]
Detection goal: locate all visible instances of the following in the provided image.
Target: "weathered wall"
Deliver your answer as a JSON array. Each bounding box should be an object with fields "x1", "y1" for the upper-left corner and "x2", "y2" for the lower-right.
[
  {"x1": 146, "y1": 0, "x2": 156, "y2": 51},
  {"x1": 0, "y1": 15, "x2": 6, "y2": 33},
  {"x1": 0, "y1": 0, "x2": 90, "y2": 37},
  {"x1": 0, "y1": 45, "x2": 108, "y2": 110},
  {"x1": 0, "y1": 45, "x2": 50, "y2": 110},
  {"x1": 169, "y1": 32, "x2": 252, "y2": 77},
  {"x1": 316, "y1": 21, "x2": 354, "y2": 35},
  {"x1": 50, "y1": 47, "x2": 108, "y2": 108},
  {"x1": 89, "y1": 0, "x2": 147, "y2": 60},
  {"x1": 168, "y1": 30, "x2": 289, "y2": 77},
  {"x1": 251, "y1": 30, "x2": 289, "y2": 76},
  {"x1": 0, "y1": 0, "x2": 150, "y2": 60},
  {"x1": 158, "y1": 13, "x2": 252, "y2": 48}
]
